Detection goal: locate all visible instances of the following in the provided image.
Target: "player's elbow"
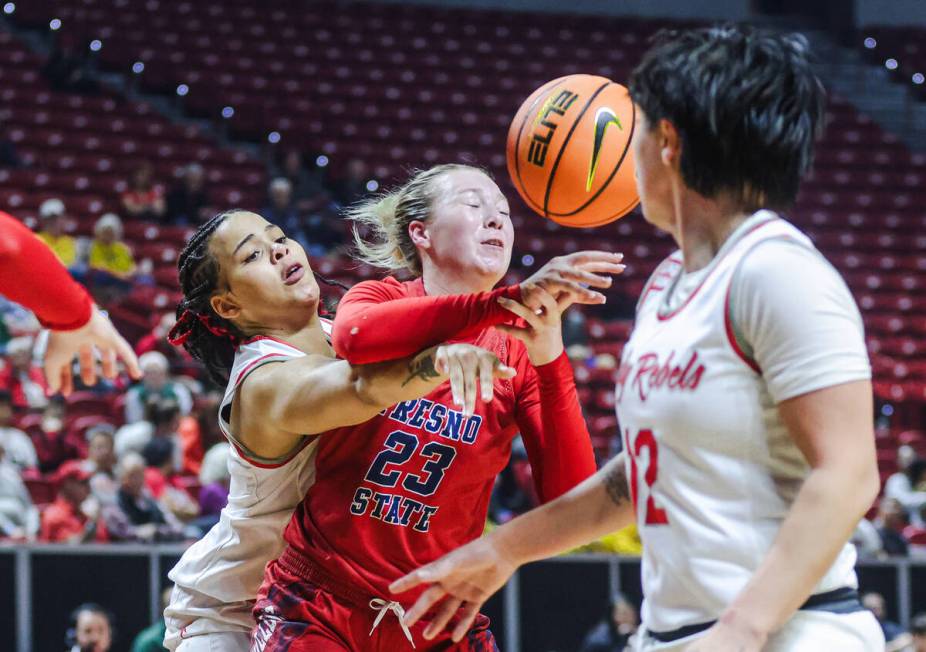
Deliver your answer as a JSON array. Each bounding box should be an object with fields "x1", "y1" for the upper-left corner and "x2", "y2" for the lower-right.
[
  {"x1": 0, "y1": 232, "x2": 23, "y2": 261},
  {"x1": 331, "y1": 320, "x2": 373, "y2": 365}
]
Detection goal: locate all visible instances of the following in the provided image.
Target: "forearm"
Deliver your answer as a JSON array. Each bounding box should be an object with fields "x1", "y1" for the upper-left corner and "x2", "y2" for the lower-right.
[
  {"x1": 491, "y1": 455, "x2": 635, "y2": 565},
  {"x1": 354, "y1": 346, "x2": 445, "y2": 407},
  {"x1": 723, "y1": 466, "x2": 877, "y2": 635},
  {"x1": 530, "y1": 353, "x2": 597, "y2": 501},
  {"x1": 0, "y1": 211, "x2": 92, "y2": 330},
  {"x1": 333, "y1": 284, "x2": 521, "y2": 364}
]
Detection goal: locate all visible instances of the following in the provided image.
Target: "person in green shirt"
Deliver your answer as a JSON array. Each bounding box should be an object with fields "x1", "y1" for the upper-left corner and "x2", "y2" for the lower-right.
[{"x1": 130, "y1": 587, "x2": 171, "y2": 652}]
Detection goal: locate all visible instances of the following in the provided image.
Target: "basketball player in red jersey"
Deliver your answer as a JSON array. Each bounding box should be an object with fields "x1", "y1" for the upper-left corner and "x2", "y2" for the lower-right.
[
  {"x1": 252, "y1": 164, "x2": 625, "y2": 650},
  {"x1": 0, "y1": 210, "x2": 141, "y2": 392}
]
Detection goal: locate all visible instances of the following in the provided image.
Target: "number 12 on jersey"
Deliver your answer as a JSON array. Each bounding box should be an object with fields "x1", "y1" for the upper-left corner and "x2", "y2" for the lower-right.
[{"x1": 625, "y1": 428, "x2": 669, "y2": 525}]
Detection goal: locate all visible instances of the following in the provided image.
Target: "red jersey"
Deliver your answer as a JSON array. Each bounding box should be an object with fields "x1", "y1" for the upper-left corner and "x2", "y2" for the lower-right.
[{"x1": 281, "y1": 277, "x2": 596, "y2": 602}]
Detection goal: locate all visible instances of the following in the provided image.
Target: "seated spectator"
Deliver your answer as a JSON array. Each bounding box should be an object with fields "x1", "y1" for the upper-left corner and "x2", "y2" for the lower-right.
[
  {"x1": 851, "y1": 515, "x2": 884, "y2": 558},
  {"x1": 0, "y1": 443, "x2": 40, "y2": 540},
  {"x1": 331, "y1": 158, "x2": 373, "y2": 206},
  {"x1": 197, "y1": 442, "x2": 231, "y2": 530},
  {"x1": 875, "y1": 497, "x2": 910, "y2": 556},
  {"x1": 274, "y1": 149, "x2": 324, "y2": 211},
  {"x1": 0, "y1": 389, "x2": 38, "y2": 469},
  {"x1": 124, "y1": 352, "x2": 193, "y2": 424},
  {"x1": 88, "y1": 213, "x2": 136, "y2": 280},
  {"x1": 885, "y1": 445, "x2": 926, "y2": 526},
  {"x1": 86, "y1": 425, "x2": 118, "y2": 505},
  {"x1": 103, "y1": 452, "x2": 184, "y2": 542},
  {"x1": 141, "y1": 436, "x2": 198, "y2": 522},
  {"x1": 165, "y1": 163, "x2": 210, "y2": 225},
  {"x1": 121, "y1": 162, "x2": 166, "y2": 221},
  {"x1": 862, "y1": 592, "x2": 911, "y2": 651},
  {"x1": 116, "y1": 397, "x2": 183, "y2": 470},
  {"x1": 579, "y1": 593, "x2": 639, "y2": 652},
  {"x1": 263, "y1": 177, "x2": 307, "y2": 246},
  {"x1": 912, "y1": 612, "x2": 926, "y2": 652},
  {"x1": 40, "y1": 460, "x2": 106, "y2": 543},
  {"x1": 129, "y1": 587, "x2": 172, "y2": 652},
  {"x1": 0, "y1": 337, "x2": 49, "y2": 410},
  {"x1": 31, "y1": 396, "x2": 82, "y2": 473},
  {"x1": 36, "y1": 199, "x2": 78, "y2": 268},
  {"x1": 66, "y1": 603, "x2": 113, "y2": 652}
]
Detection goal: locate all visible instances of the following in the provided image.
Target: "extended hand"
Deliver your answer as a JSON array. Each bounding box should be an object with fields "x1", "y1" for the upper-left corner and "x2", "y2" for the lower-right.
[
  {"x1": 389, "y1": 534, "x2": 518, "y2": 642},
  {"x1": 44, "y1": 304, "x2": 142, "y2": 395},
  {"x1": 435, "y1": 344, "x2": 516, "y2": 417},
  {"x1": 497, "y1": 288, "x2": 565, "y2": 366},
  {"x1": 522, "y1": 251, "x2": 625, "y2": 310}
]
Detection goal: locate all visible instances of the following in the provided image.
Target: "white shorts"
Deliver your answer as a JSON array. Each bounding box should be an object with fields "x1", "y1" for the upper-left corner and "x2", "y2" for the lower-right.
[
  {"x1": 175, "y1": 631, "x2": 250, "y2": 652},
  {"x1": 633, "y1": 609, "x2": 885, "y2": 651}
]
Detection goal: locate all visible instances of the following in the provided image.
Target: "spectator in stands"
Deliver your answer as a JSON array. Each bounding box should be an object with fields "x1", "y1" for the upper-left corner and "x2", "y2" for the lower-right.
[
  {"x1": 851, "y1": 515, "x2": 884, "y2": 558},
  {"x1": 885, "y1": 445, "x2": 926, "y2": 526},
  {"x1": 263, "y1": 176, "x2": 302, "y2": 235},
  {"x1": 121, "y1": 163, "x2": 166, "y2": 221},
  {"x1": 912, "y1": 613, "x2": 926, "y2": 652},
  {"x1": 578, "y1": 593, "x2": 639, "y2": 652},
  {"x1": 31, "y1": 396, "x2": 82, "y2": 473},
  {"x1": 135, "y1": 312, "x2": 175, "y2": 357},
  {"x1": 875, "y1": 497, "x2": 910, "y2": 556},
  {"x1": 275, "y1": 149, "x2": 324, "y2": 211},
  {"x1": 488, "y1": 438, "x2": 535, "y2": 524},
  {"x1": 40, "y1": 459, "x2": 105, "y2": 543},
  {"x1": 0, "y1": 336, "x2": 49, "y2": 410},
  {"x1": 165, "y1": 163, "x2": 210, "y2": 225},
  {"x1": 86, "y1": 425, "x2": 118, "y2": 505},
  {"x1": 141, "y1": 436, "x2": 198, "y2": 523},
  {"x1": 88, "y1": 213, "x2": 137, "y2": 281},
  {"x1": 196, "y1": 442, "x2": 231, "y2": 532},
  {"x1": 0, "y1": 442, "x2": 40, "y2": 540},
  {"x1": 66, "y1": 603, "x2": 113, "y2": 652},
  {"x1": 103, "y1": 452, "x2": 184, "y2": 542},
  {"x1": 36, "y1": 199, "x2": 79, "y2": 268},
  {"x1": 124, "y1": 352, "x2": 193, "y2": 423},
  {"x1": 176, "y1": 389, "x2": 223, "y2": 477},
  {"x1": 332, "y1": 158, "x2": 372, "y2": 206},
  {"x1": 43, "y1": 42, "x2": 99, "y2": 94},
  {"x1": 862, "y1": 592, "x2": 910, "y2": 651},
  {"x1": 0, "y1": 389, "x2": 38, "y2": 469},
  {"x1": 116, "y1": 396, "x2": 182, "y2": 465},
  {"x1": 130, "y1": 586, "x2": 172, "y2": 652}
]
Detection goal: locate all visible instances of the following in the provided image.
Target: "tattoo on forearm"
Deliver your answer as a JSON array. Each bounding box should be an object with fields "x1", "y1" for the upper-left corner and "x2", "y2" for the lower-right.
[
  {"x1": 403, "y1": 352, "x2": 440, "y2": 387},
  {"x1": 603, "y1": 459, "x2": 631, "y2": 507}
]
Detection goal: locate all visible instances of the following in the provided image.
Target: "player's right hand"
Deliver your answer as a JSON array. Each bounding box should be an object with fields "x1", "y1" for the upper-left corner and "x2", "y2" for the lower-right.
[
  {"x1": 390, "y1": 533, "x2": 518, "y2": 642},
  {"x1": 44, "y1": 304, "x2": 142, "y2": 396},
  {"x1": 434, "y1": 344, "x2": 516, "y2": 418},
  {"x1": 522, "y1": 251, "x2": 625, "y2": 310}
]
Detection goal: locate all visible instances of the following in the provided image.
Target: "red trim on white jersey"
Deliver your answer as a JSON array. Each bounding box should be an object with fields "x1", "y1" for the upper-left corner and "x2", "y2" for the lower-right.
[{"x1": 723, "y1": 279, "x2": 761, "y2": 374}]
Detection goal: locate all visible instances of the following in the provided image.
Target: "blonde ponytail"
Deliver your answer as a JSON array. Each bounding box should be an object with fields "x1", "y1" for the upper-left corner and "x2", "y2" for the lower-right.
[{"x1": 347, "y1": 163, "x2": 483, "y2": 276}]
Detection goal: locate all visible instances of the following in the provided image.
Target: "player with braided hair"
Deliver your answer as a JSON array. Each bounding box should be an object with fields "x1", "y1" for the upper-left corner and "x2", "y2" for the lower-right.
[{"x1": 162, "y1": 209, "x2": 514, "y2": 652}]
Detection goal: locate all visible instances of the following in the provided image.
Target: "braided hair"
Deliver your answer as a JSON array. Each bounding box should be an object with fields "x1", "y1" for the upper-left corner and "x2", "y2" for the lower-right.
[
  {"x1": 168, "y1": 210, "x2": 243, "y2": 387},
  {"x1": 168, "y1": 209, "x2": 352, "y2": 386}
]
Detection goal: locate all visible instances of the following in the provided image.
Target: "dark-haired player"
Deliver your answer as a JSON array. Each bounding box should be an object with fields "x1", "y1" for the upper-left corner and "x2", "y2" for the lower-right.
[
  {"x1": 393, "y1": 27, "x2": 885, "y2": 652},
  {"x1": 162, "y1": 209, "x2": 514, "y2": 651}
]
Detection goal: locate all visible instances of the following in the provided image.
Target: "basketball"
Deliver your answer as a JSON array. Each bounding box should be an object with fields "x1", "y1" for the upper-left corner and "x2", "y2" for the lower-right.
[{"x1": 506, "y1": 74, "x2": 640, "y2": 228}]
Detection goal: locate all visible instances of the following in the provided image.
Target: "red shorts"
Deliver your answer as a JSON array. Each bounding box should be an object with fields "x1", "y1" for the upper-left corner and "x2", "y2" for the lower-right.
[{"x1": 252, "y1": 556, "x2": 498, "y2": 652}]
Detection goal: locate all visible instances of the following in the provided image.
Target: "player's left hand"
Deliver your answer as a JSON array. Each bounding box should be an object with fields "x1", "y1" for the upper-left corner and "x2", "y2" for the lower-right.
[
  {"x1": 682, "y1": 618, "x2": 768, "y2": 652},
  {"x1": 495, "y1": 287, "x2": 565, "y2": 366},
  {"x1": 389, "y1": 534, "x2": 518, "y2": 643}
]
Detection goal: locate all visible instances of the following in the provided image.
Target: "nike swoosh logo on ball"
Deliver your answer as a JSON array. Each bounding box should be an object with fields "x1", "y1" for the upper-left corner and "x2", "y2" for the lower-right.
[{"x1": 587, "y1": 107, "x2": 623, "y2": 192}]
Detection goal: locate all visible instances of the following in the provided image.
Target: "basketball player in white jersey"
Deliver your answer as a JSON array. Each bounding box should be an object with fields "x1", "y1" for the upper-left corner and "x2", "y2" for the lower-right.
[
  {"x1": 160, "y1": 209, "x2": 516, "y2": 651},
  {"x1": 391, "y1": 26, "x2": 885, "y2": 651}
]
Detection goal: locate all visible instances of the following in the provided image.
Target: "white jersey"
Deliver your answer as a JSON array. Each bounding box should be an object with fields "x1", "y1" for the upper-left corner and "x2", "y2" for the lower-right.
[
  {"x1": 616, "y1": 211, "x2": 870, "y2": 634},
  {"x1": 164, "y1": 331, "x2": 328, "y2": 649}
]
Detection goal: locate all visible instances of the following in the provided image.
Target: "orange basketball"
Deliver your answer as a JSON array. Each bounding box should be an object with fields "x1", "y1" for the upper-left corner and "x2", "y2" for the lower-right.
[{"x1": 506, "y1": 74, "x2": 639, "y2": 228}]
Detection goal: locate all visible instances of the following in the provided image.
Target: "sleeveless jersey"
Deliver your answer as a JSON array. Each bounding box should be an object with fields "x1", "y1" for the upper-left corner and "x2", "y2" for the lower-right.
[
  {"x1": 616, "y1": 212, "x2": 865, "y2": 633},
  {"x1": 164, "y1": 332, "x2": 326, "y2": 647},
  {"x1": 281, "y1": 325, "x2": 536, "y2": 604}
]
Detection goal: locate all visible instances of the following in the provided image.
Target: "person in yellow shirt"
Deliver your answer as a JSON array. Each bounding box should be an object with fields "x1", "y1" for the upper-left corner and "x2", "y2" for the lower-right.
[
  {"x1": 36, "y1": 198, "x2": 78, "y2": 268},
  {"x1": 89, "y1": 213, "x2": 136, "y2": 279}
]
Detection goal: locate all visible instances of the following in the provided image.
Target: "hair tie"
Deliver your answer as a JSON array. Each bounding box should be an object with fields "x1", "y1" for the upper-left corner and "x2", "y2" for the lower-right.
[
  {"x1": 167, "y1": 309, "x2": 240, "y2": 346},
  {"x1": 196, "y1": 313, "x2": 240, "y2": 344}
]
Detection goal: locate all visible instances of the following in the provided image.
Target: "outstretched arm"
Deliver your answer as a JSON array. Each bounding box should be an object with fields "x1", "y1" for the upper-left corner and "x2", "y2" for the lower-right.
[
  {"x1": 0, "y1": 211, "x2": 141, "y2": 393},
  {"x1": 238, "y1": 343, "x2": 516, "y2": 459},
  {"x1": 332, "y1": 252, "x2": 624, "y2": 364},
  {"x1": 390, "y1": 454, "x2": 635, "y2": 642}
]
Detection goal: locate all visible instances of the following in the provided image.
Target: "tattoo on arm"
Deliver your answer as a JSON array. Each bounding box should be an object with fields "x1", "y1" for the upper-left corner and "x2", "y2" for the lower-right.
[
  {"x1": 403, "y1": 351, "x2": 440, "y2": 387},
  {"x1": 603, "y1": 457, "x2": 631, "y2": 507}
]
